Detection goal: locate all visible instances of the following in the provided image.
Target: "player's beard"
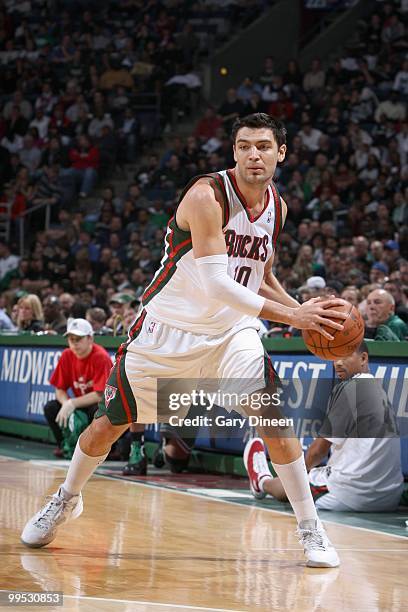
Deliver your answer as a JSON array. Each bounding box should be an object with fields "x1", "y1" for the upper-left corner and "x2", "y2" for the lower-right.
[{"x1": 243, "y1": 169, "x2": 270, "y2": 186}]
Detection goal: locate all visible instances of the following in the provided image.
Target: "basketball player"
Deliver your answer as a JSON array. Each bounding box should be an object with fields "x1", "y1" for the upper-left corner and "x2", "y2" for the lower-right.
[
  {"x1": 244, "y1": 342, "x2": 403, "y2": 512},
  {"x1": 22, "y1": 113, "x2": 346, "y2": 567}
]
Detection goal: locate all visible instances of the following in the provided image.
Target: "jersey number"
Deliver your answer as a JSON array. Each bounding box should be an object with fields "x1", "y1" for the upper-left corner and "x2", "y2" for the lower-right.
[{"x1": 234, "y1": 266, "x2": 252, "y2": 287}]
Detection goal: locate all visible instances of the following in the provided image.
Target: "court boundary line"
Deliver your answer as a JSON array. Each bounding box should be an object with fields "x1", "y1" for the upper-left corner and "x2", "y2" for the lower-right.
[
  {"x1": 0, "y1": 591, "x2": 243, "y2": 611},
  {"x1": 24, "y1": 457, "x2": 408, "y2": 542}
]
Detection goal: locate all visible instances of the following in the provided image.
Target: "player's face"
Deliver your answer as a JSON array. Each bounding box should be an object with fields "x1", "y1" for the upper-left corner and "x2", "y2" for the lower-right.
[
  {"x1": 334, "y1": 351, "x2": 367, "y2": 380},
  {"x1": 67, "y1": 334, "x2": 93, "y2": 358},
  {"x1": 233, "y1": 127, "x2": 286, "y2": 185}
]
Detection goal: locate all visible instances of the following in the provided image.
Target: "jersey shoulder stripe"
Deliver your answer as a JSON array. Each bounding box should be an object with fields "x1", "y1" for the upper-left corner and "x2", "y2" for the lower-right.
[
  {"x1": 177, "y1": 172, "x2": 230, "y2": 228},
  {"x1": 142, "y1": 217, "x2": 192, "y2": 305},
  {"x1": 141, "y1": 173, "x2": 229, "y2": 307},
  {"x1": 270, "y1": 181, "x2": 283, "y2": 248}
]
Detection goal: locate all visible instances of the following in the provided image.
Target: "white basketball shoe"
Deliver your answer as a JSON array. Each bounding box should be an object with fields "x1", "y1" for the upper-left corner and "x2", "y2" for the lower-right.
[
  {"x1": 21, "y1": 488, "x2": 83, "y2": 548},
  {"x1": 297, "y1": 519, "x2": 340, "y2": 567}
]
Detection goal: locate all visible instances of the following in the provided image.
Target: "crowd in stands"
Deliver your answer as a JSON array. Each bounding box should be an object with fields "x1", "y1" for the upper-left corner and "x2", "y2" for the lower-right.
[{"x1": 0, "y1": 0, "x2": 407, "y2": 342}]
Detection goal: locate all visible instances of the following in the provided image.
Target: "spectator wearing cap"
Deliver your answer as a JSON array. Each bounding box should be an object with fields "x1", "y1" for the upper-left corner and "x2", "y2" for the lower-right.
[
  {"x1": 365, "y1": 289, "x2": 408, "y2": 341},
  {"x1": 106, "y1": 292, "x2": 134, "y2": 335},
  {"x1": 369, "y1": 262, "x2": 388, "y2": 284},
  {"x1": 300, "y1": 276, "x2": 327, "y2": 297},
  {"x1": 383, "y1": 240, "x2": 401, "y2": 273},
  {"x1": 43, "y1": 318, "x2": 112, "y2": 457},
  {"x1": 43, "y1": 295, "x2": 67, "y2": 335}
]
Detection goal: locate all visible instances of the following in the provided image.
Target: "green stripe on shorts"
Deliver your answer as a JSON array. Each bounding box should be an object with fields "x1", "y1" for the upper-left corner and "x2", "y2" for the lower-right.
[{"x1": 95, "y1": 352, "x2": 138, "y2": 425}]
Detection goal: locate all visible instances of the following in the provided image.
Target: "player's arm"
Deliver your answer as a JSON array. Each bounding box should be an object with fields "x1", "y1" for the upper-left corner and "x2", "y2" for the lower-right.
[
  {"x1": 304, "y1": 438, "x2": 332, "y2": 471},
  {"x1": 179, "y1": 184, "x2": 347, "y2": 340},
  {"x1": 259, "y1": 197, "x2": 299, "y2": 308},
  {"x1": 260, "y1": 257, "x2": 300, "y2": 308}
]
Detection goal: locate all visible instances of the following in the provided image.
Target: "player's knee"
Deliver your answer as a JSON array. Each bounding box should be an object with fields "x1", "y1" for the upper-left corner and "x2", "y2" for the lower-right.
[{"x1": 81, "y1": 415, "x2": 126, "y2": 452}]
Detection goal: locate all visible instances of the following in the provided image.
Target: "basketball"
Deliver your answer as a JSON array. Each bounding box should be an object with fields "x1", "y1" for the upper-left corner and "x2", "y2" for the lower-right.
[{"x1": 302, "y1": 301, "x2": 365, "y2": 361}]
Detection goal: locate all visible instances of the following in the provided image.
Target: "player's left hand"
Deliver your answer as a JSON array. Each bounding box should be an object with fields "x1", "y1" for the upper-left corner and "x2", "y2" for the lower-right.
[{"x1": 56, "y1": 399, "x2": 76, "y2": 428}]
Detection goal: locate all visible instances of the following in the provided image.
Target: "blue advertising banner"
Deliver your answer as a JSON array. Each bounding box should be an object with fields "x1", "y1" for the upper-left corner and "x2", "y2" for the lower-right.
[{"x1": 0, "y1": 345, "x2": 407, "y2": 471}]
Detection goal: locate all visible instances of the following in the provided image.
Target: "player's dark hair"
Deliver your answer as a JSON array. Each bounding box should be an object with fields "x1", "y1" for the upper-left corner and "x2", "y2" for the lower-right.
[
  {"x1": 231, "y1": 113, "x2": 287, "y2": 148},
  {"x1": 356, "y1": 340, "x2": 369, "y2": 355}
]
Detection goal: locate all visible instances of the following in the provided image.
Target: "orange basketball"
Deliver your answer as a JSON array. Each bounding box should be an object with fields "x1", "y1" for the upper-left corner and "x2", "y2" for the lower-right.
[{"x1": 302, "y1": 301, "x2": 365, "y2": 361}]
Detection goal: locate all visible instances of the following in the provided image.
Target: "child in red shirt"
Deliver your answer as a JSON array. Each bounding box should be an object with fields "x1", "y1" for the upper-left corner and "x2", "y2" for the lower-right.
[{"x1": 44, "y1": 318, "x2": 112, "y2": 456}]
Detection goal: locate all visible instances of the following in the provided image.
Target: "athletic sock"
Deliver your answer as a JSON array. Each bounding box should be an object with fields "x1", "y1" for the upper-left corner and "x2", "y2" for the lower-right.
[
  {"x1": 271, "y1": 454, "x2": 319, "y2": 525},
  {"x1": 61, "y1": 440, "x2": 108, "y2": 497},
  {"x1": 258, "y1": 474, "x2": 273, "y2": 492}
]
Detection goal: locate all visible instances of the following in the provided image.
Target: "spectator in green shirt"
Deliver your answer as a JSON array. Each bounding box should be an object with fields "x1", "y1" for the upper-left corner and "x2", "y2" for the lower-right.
[{"x1": 365, "y1": 289, "x2": 408, "y2": 341}]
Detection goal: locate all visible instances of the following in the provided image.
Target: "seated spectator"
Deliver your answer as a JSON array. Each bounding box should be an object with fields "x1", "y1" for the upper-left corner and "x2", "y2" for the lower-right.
[
  {"x1": 68, "y1": 134, "x2": 100, "y2": 198},
  {"x1": 236, "y1": 76, "x2": 262, "y2": 103},
  {"x1": 16, "y1": 293, "x2": 44, "y2": 332},
  {"x1": 29, "y1": 107, "x2": 50, "y2": 141},
  {"x1": 369, "y1": 262, "x2": 388, "y2": 284},
  {"x1": 194, "y1": 106, "x2": 223, "y2": 143},
  {"x1": 374, "y1": 91, "x2": 406, "y2": 123},
  {"x1": 393, "y1": 59, "x2": 408, "y2": 96},
  {"x1": 59, "y1": 292, "x2": 75, "y2": 318},
  {"x1": 116, "y1": 107, "x2": 139, "y2": 164},
  {"x1": 384, "y1": 280, "x2": 408, "y2": 324},
  {"x1": 19, "y1": 134, "x2": 42, "y2": 175},
  {"x1": 365, "y1": 288, "x2": 408, "y2": 340},
  {"x1": 258, "y1": 55, "x2": 275, "y2": 89},
  {"x1": 0, "y1": 301, "x2": 16, "y2": 331},
  {"x1": 88, "y1": 110, "x2": 114, "y2": 140},
  {"x1": 244, "y1": 343, "x2": 403, "y2": 512},
  {"x1": 218, "y1": 88, "x2": 245, "y2": 133},
  {"x1": 0, "y1": 241, "x2": 20, "y2": 282},
  {"x1": 106, "y1": 292, "x2": 134, "y2": 334},
  {"x1": 31, "y1": 165, "x2": 63, "y2": 218},
  {"x1": 43, "y1": 295, "x2": 67, "y2": 335},
  {"x1": 43, "y1": 318, "x2": 112, "y2": 457},
  {"x1": 99, "y1": 58, "x2": 134, "y2": 91},
  {"x1": 298, "y1": 122, "x2": 324, "y2": 153},
  {"x1": 3, "y1": 90, "x2": 32, "y2": 122},
  {"x1": 341, "y1": 286, "x2": 361, "y2": 307},
  {"x1": 86, "y1": 307, "x2": 113, "y2": 335},
  {"x1": 303, "y1": 59, "x2": 326, "y2": 93}
]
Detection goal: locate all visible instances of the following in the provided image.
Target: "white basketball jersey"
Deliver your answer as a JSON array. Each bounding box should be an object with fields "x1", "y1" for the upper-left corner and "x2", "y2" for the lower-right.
[{"x1": 141, "y1": 169, "x2": 283, "y2": 335}]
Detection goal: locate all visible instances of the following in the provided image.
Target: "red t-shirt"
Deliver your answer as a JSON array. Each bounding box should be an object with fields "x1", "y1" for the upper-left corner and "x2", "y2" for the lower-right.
[{"x1": 50, "y1": 344, "x2": 112, "y2": 397}]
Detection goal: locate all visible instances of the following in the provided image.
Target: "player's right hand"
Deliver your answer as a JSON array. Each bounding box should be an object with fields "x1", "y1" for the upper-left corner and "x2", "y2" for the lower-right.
[{"x1": 293, "y1": 297, "x2": 347, "y2": 341}]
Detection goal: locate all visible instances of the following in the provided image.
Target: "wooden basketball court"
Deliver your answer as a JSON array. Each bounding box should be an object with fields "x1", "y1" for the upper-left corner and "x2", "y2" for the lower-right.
[{"x1": 1, "y1": 456, "x2": 407, "y2": 611}]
